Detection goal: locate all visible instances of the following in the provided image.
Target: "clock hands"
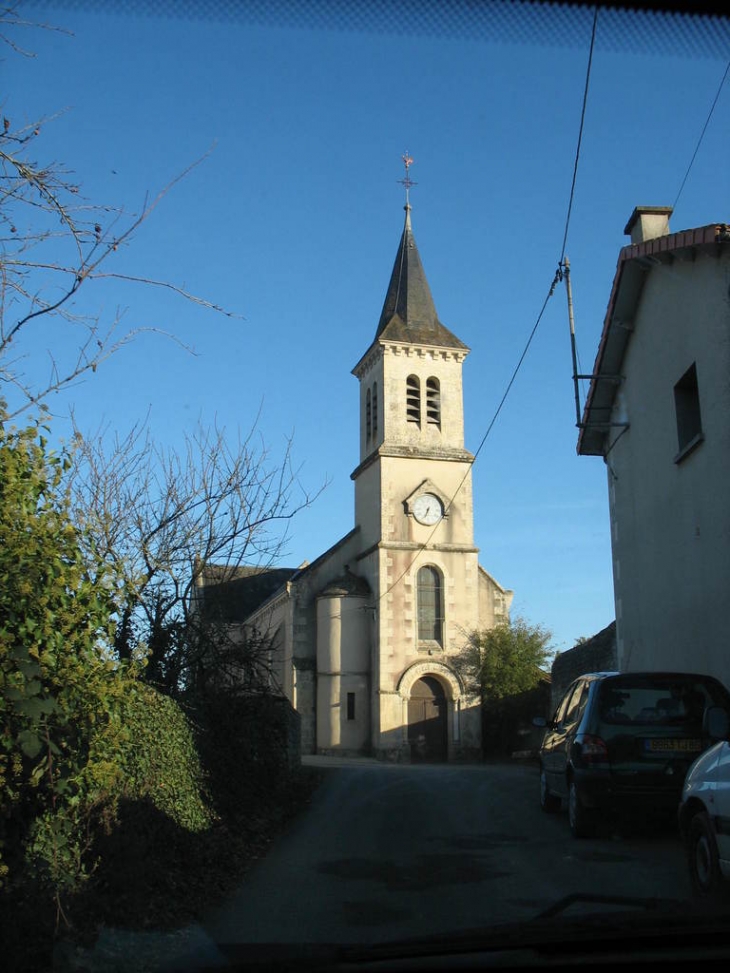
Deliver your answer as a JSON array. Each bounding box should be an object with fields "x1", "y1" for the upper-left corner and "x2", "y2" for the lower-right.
[{"x1": 413, "y1": 493, "x2": 443, "y2": 525}]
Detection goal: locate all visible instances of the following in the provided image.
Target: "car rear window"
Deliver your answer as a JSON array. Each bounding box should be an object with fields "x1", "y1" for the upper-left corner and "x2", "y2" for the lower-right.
[{"x1": 597, "y1": 675, "x2": 729, "y2": 726}]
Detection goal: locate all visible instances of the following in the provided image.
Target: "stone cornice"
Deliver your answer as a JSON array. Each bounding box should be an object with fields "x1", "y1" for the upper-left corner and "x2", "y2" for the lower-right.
[
  {"x1": 353, "y1": 339, "x2": 468, "y2": 378},
  {"x1": 382, "y1": 541, "x2": 480, "y2": 553},
  {"x1": 355, "y1": 541, "x2": 480, "y2": 561},
  {"x1": 351, "y1": 444, "x2": 475, "y2": 481},
  {"x1": 382, "y1": 342, "x2": 469, "y2": 364},
  {"x1": 352, "y1": 343, "x2": 384, "y2": 379},
  {"x1": 318, "y1": 670, "x2": 370, "y2": 678}
]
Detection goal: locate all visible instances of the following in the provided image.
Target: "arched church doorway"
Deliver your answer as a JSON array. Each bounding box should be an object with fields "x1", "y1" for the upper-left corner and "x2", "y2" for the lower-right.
[{"x1": 408, "y1": 676, "x2": 447, "y2": 763}]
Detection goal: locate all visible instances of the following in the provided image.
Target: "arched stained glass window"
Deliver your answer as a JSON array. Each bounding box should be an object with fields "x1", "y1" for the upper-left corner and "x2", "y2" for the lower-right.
[
  {"x1": 417, "y1": 565, "x2": 443, "y2": 644},
  {"x1": 366, "y1": 387, "x2": 372, "y2": 440}
]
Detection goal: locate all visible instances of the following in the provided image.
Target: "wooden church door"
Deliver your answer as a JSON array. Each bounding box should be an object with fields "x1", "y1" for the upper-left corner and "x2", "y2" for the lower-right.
[{"x1": 408, "y1": 676, "x2": 447, "y2": 762}]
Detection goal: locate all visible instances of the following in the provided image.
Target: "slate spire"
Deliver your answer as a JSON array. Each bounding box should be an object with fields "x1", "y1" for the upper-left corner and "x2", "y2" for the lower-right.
[{"x1": 374, "y1": 203, "x2": 468, "y2": 350}]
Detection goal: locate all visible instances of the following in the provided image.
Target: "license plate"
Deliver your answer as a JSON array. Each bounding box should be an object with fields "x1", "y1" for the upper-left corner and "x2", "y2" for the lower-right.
[{"x1": 644, "y1": 738, "x2": 702, "y2": 753}]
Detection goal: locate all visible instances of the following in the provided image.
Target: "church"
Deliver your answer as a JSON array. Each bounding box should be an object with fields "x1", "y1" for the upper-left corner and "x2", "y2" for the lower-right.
[{"x1": 198, "y1": 194, "x2": 513, "y2": 762}]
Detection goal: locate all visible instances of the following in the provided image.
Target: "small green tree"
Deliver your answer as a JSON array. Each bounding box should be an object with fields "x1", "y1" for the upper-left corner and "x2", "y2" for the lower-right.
[{"x1": 456, "y1": 616, "x2": 553, "y2": 702}]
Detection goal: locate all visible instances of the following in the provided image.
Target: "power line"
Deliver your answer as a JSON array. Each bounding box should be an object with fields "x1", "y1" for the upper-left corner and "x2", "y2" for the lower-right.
[
  {"x1": 560, "y1": 4, "x2": 599, "y2": 264},
  {"x1": 557, "y1": 5, "x2": 599, "y2": 430},
  {"x1": 672, "y1": 58, "x2": 730, "y2": 212},
  {"x1": 378, "y1": 269, "x2": 562, "y2": 607},
  {"x1": 376, "y1": 10, "x2": 600, "y2": 609}
]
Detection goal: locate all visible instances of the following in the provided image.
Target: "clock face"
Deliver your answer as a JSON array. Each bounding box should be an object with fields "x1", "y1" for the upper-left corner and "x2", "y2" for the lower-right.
[{"x1": 412, "y1": 493, "x2": 443, "y2": 526}]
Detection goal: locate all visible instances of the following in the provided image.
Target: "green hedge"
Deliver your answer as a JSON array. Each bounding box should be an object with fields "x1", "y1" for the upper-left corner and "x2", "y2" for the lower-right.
[{"x1": 109, "y1": 681, "x2": 213, "y2": 833}]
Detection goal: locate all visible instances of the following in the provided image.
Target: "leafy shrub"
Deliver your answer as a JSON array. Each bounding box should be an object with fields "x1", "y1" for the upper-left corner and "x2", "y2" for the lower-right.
[
  {"x1": 0, "y1": 418, "x2": 212, "y2": 903},
  {"x1": 0, "y1": 418, "x2": 123, "y2": 893}
]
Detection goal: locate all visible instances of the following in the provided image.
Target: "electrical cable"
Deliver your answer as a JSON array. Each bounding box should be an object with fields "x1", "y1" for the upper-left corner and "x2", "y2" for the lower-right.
[
  {"x1": 672, "y1": 58, "x2": 730, "y2": 212},
  {"x1": 374, "y1": 10, "x2": 600, "y2": 610},
  {"x1": 557, "y1": 5, "x2": 599, "y2": 428},
  {"x1": 378, "y1": 268, "x2": 563, "y2": 607},
  {"x1": 560, "y1": 4, "x2": 599, "y2": 265}
]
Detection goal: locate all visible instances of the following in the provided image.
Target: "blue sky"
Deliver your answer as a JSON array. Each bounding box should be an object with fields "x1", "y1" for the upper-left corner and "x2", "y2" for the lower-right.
[{"x1": 5, "y1": 2, "x2": 729, "y2": 653}]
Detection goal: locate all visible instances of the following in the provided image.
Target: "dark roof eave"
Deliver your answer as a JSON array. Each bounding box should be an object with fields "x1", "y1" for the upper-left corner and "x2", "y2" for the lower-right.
[
  {"x1": 245, "y1": 526, "x2": 363, "y2": 620},
  {"x1": 378, "y1": 315, "x2": 469, "y2": 351}
]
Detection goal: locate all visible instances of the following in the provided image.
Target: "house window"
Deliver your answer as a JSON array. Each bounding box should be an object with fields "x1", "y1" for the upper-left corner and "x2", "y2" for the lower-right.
[
  {"x1": 417, "y1": 565, "x2": 443, "y2": 644},
  {"x1": 346, "y1": 692, "x2": 356, "y2": 721},
  {"x1": 674, "y1": 362, "x2": 703, "y2": 461},
  {"x1": 372, "y1": 382, "x2": 378, "y2": 437},
  {"x1": 406, "y1": 375, "x2": 421, "y2": 425},
  {"x1": 366, "y1": 388, "x2": 372, "y2": 440},
  {"x1": 426, "y1": 377, "x2": 441, "y2": 427}
]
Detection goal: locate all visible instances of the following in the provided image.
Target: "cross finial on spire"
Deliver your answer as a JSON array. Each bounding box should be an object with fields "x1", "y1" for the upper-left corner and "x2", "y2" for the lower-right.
[{"x1": 398, "y1": 152, "x2": 417, "y2": 208}]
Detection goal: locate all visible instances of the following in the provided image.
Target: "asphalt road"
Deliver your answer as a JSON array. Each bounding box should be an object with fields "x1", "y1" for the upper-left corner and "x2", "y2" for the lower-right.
[{"x1": 196, "y1": 756, "x2": 692, "y2": 957}]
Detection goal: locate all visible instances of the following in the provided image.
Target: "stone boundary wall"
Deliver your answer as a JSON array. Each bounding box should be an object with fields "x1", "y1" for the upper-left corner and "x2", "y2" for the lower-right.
[
  {"x1": 550, "y1": 621, "x2": 617, "y2": 713},
  {"x1": 483, "y1": 679, "x2": 552, "y2": 759}
]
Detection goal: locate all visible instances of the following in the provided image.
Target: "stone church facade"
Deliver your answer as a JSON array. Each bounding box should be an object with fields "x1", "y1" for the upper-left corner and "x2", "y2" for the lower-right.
[{"x1": 198, "y1": 203, "x2": 513, "y2": 761}]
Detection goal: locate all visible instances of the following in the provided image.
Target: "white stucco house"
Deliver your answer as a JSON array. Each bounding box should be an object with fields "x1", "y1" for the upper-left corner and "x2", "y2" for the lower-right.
[
  {"x1": 578, "y1": 206, "x2": 730, "y2": 686},
  {"x1": 196, "y1": 201, "x2": 513, "y2": 761}
]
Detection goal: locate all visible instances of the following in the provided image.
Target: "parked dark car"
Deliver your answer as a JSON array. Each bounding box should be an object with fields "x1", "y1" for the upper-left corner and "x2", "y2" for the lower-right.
[{"x1": 534, "y1": 671, "x2": 730, "y2": 838}]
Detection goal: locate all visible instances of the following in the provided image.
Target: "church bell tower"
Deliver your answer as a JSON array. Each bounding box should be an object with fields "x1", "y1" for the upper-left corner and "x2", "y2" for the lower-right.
[{"x1": 350, "y1": 161, "x2": 482, "y2": 760}]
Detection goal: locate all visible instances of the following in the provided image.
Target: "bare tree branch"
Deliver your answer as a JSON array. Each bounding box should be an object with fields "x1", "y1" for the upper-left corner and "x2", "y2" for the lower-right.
[
  {"x1": 0, "y1": 3, "x2": 72, "y2": 57},
  {"x1": 68, "y1": 413, "x2": 327, "y2": 695},
  {"x1": 0, "y1": 9, "x2": 238, "y2": 418}
]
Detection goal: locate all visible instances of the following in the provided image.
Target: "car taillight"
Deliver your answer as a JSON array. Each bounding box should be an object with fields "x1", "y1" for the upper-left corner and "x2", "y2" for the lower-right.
[{"x1": 575, "y1": 734, "x2": 609, "y2": 764}]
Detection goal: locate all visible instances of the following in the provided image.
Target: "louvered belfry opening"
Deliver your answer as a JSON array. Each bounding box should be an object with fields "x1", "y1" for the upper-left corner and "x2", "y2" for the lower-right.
[
  {"x1": 406, "y1": 374, "x2": 421, "y2": 425},
  {"x1": 426, "y1": 377, "x2": 441, "y2": 427}
]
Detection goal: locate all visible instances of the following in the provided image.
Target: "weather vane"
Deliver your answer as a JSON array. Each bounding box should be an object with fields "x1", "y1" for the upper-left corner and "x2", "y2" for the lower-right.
[{"x1": 398, "y1": 152, "x2": 417, "y2": 206}]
